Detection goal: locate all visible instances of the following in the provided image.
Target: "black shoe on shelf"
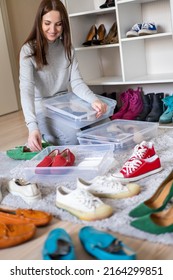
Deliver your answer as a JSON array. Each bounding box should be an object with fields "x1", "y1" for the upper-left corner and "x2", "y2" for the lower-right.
[{"x1": 100, "y1": 0, "x2": 115, "y2": 9}]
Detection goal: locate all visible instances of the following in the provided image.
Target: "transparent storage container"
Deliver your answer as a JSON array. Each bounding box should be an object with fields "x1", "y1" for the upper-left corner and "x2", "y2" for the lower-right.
[
  {"x1": 77, "y1": 119, "x2": 158, "y2": 151},
  {"x1": 43, "y1": 92, "x2": 116, "y2": 129},
  {"x1": 23, "y1": 144, "x2": 115, "y2": 183}
]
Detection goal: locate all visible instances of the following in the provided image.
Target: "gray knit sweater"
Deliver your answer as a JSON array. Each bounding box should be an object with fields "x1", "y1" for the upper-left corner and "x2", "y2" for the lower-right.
[{"x1": 19, "y1": 39, "x2": 98, "y2": 132}]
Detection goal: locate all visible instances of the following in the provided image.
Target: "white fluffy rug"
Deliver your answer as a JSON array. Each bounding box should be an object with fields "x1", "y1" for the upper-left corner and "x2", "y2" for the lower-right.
[{"x1": 1, "y1": 127, "x2": 173, "y2": 245}]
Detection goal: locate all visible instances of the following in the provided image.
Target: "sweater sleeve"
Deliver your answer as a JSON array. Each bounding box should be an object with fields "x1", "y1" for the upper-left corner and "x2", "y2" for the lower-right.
[
  {"x1": 69, "y1": 49, "x2": 99, "y2": 104},
  {"x1": 19, "y1": 44, "x2": 38, "y2": 132}
]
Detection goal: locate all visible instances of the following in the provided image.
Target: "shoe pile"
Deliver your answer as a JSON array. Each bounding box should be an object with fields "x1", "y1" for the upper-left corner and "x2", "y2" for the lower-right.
[
  {"x1": 0, "y1": 207, "x2": 52, "y2": 248},
  {"x1": 129, "y1": 170, "x2": 173, "y2": 234},
  {"x1": 126, "y1": 22, "x2": 157, "y2": 37},
  {"x1": 112, "y1": 141, "x2": 162, "y2": 182},
  {"x1": 43, "y1": 226, "x2": 136, "y2": 260}
]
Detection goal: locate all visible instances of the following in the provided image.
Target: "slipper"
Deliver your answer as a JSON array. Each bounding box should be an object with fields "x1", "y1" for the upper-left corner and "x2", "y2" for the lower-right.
[
  {"x1": 52, "y1": 149, "x2": 75, "y2": 167},
  {"x1": 36, "y1": 149, "x2": 60, "y2": 168},
  {"x1": 42, "y1": 228, "x2": 76, "y2": 260},
  {"x1": 0, "y1": 208, "x2": 52, "y2": 227},
  {"x1": 6, "y1": 141, "x2": 51, "y2": 160},
  {"x1": 0, "y1": 222, "x2": 36, "y2": 248},
  {"x1": 79, "y1": 226, "x2": 136, "y2": 260}
]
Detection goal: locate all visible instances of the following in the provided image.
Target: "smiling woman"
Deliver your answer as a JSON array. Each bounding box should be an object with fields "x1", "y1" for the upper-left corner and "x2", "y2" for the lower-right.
[
  {"x1": 42, "y1": 10, "x2": 63, "y2": 42},
  {"x1": 19, "y1": 0, "x2": 108, "y2": 152}
]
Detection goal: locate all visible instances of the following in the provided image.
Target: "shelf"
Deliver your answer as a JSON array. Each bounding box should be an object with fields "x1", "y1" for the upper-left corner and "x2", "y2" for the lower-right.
[
  {"x1": 117, "y1": 0, "x2": 157, "y2": 4},
  {"x1": 75, "y1": 43, "x2": 119, "y2": 51},
  {"x1": 85, "y1": 76, "x2": 123, "y2": 85},
  {"x1": 69, "y1": 7, "x2": 116, "y2": 17},
  {"x1": 121, "y1": 32, "x2": 173, "y2": 42}
]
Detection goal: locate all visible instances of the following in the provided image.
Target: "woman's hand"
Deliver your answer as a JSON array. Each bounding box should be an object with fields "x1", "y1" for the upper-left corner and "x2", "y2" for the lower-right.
[
  {"x1": 91, "y1": 99, "x2": 108, "y2": 118},
  {"x1": 28, "y1": 129, "x2": 42, "y2": 151}
]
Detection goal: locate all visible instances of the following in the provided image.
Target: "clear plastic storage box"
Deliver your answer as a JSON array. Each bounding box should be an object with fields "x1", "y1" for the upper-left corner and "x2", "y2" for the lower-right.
[
  {"x1": 23, "y1": 144, "x2": 115, "y2": 184},
  {"x1": 43, "y1": 92, "x2": 116, "y2": 129},
  {"x1": 77, "y1": 119, "x2": 158, "y2": 151}
]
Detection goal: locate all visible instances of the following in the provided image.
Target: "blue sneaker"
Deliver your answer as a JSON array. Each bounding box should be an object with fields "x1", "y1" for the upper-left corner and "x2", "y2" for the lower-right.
[
  {"x1": 126, "y1": 23, "x2": 142, "y2": 37},
  {"x1": 139, "y1": 23, "x2": 157, "y2": 35},
  {"x1": 79, "y1": 226, "x2": 136, "y2": 260},
  {"x1": 42, "y1": 228, "x2": 76, "y2": 260}
]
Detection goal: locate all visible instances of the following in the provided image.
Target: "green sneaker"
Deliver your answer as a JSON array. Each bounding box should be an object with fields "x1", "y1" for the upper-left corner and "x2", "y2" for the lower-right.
[{"x1": 6, "y1": 141, "x2": 51, "y2": 160}]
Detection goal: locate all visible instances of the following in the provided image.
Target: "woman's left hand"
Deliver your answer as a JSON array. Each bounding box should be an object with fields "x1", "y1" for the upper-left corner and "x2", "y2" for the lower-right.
[{"x1": 91, "y1": 99, "x2": 108, "y2": 118}]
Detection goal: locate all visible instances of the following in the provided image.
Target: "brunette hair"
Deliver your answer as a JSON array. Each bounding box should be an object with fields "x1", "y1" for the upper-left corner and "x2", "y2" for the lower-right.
[{"x1": 23, "y1": 0, "x2": 72, "y2": 69}]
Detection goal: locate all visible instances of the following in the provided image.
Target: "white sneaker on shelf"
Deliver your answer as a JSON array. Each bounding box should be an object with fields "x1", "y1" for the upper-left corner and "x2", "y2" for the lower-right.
[
  {"x1": 7, "y1": 179, "x2": 41, "y2": 205},
  {"x1": 56, "y1": 186, "x2": 113, "y2": 221},
  {"x1": 77, "y1": 176, "x2": 141, "y2": 199}
]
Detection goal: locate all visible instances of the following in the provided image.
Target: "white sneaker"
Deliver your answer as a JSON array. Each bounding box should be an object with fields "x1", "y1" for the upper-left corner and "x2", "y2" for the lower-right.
[
  {"x1": 7, "y1": 179, "x2": 41, "y2": 205},
  {"x1": 56, "y1": 186, "x2": 113, "y2": 221},
  {"x1": 77, "y1": 176, "x2": 141, "y2": 199}
]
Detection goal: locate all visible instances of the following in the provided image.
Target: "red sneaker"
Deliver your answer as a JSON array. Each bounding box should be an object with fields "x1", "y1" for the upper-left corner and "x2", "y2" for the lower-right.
[
  {"x1": 112, "y1": 155, "x2": 162, "y2": 182},
  {"x1": 129, "y1": 141, "x2": 156, "y2": 160}
]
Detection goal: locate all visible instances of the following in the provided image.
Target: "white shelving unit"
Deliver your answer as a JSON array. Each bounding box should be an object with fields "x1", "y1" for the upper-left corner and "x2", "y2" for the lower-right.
[{"x1": 65, "y1": 0, "x2": 173, "y2": 86}]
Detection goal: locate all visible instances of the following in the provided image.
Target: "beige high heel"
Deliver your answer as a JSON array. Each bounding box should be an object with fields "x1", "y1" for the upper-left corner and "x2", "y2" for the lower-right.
[
  {"x1": 82, "y1": 25, "x2": 97, "y2": 46},
  {"x1": 92, "y1": 24, "x2": 106, "y2": 45}
]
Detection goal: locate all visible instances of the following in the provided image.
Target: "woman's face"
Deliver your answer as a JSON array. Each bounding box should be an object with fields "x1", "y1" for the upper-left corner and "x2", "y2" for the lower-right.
[{"x1": 42, "y1": 10, "x2": 63, "y2": 42}]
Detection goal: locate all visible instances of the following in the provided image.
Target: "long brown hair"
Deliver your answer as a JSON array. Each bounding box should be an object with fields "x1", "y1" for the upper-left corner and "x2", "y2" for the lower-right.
[{"x1": 23, "y1": 0, "x2": 72, "y2": 69}]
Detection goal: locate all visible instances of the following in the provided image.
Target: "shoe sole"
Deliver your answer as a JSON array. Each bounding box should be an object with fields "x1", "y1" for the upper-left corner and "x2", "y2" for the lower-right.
[
  {"x1": 7, "y1": 188, "x2": 42, "y2": 204},
  {"x1": 56, "y1": 201, "x2": 113, "y2": 221},
  {"x1": 139, "y1": 30, "x2": 157, "y2": 36},
  {"x1": 112, "y1": 167, "x2": 163, "y2": 183}
]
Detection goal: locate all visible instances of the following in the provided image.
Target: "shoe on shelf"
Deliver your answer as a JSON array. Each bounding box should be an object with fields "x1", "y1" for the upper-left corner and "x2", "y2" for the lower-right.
[
  {"x1": 0, "y1": 222, "x2": 36, "y2": 249},
  {"x1": 77, "y1": 176, "x2": 141, "y2": 199},
  {"x1": 7, "y1": 178, "x2": 41, "y2": 205},
  {"x1": 112, "y1": 154, "x2": 162, "y2": 183},
  {"x1": 130, "y1": 206, "x2": 173, "y2": 234},
  {"x1": 100, "y1": 0, "x2": 115, "y2": 9},
  {"x1": 159, "y1": 95, "x2": 173, "y2": 124},
  {"x1": 92, "y1": 24, "x2": 106, "y2": 45},
  {"x1": 82, "y1": 25, "x2": 97, "y2": 46},
  {"x1": 129, "y1": 169, "x2": 173, "y2": 218},
  {"x1": 145, "y1": 92, "x2": 164, "y2": 122},
  {"x1": 56, "y1": 186, "x2": 113, "y2": 221},
  {"x1": 126, "y1": 23, "x2": 142, "y2": 37},
  {"x1": 0, "y1": 208, "x2": 52, "y2": 227},
  {"x1": 128, "y1": 141, "x2": 156, "y2": 161},
  {"x1": 43, "y1": 228, "x2": 76, "y2": 260},
  {"x1": 101, "y1": 22, "x2": 118, "y2": 44},
  {"x1": 138, "y1": 22, "x2": 157, "y2": 36},
  {"x1": 79, "y1": 226, "x2": 136, "y2": 260}
]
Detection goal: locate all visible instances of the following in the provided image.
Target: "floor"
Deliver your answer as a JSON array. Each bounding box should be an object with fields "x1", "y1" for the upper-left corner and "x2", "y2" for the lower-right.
[{"x1": 0, "y1": 110, "x2": 173, "y2": 260}]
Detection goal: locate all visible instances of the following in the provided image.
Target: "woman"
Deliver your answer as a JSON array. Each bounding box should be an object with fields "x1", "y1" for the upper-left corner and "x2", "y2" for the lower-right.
[{"x1": 19, "y1": 0, "x2": 108, "y2": 151}]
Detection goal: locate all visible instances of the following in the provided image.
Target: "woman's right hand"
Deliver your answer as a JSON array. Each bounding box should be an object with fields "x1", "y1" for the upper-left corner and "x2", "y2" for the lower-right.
[{"x1": 28, "y1": 129, "x2": 42, "y2": 151}]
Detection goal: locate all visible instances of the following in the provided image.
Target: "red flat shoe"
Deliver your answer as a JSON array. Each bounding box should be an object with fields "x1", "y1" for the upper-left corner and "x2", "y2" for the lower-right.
[
  {"x1": 36, "y1": 149, "x2": 59, "y2": 168},
  {"x1": 52, "y1": 149, "x2": 75, "y2": 167}
]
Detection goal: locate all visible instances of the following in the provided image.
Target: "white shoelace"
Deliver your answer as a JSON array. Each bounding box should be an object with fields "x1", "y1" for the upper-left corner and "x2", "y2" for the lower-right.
[
  {"x1": 130, "y1": 143, "x2": 148, "y2": 159},
  {"x1": 121, "y1": 159, "x2": 143, "y2": 176},
  {"x1": 75, "y1": 189, "x2": 102, "y2": 210}
]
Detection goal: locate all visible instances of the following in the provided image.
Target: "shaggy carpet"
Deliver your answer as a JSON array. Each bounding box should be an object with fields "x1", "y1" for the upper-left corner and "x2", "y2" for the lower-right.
[{"x1": 1, "y1": 127, "x2": 173, "y2": 245}]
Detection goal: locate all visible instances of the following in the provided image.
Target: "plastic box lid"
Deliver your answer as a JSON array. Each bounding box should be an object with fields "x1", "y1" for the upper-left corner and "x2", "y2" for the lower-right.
[
  {"x1": 77, "y1": 119, "x2": 158, "y2": 143},
  {"x1": 22, "y1": 144, "x2": 115, "y2": 183},
  {"x1": 43, "y1": 92, "x2": 116, "y2": 129}
]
